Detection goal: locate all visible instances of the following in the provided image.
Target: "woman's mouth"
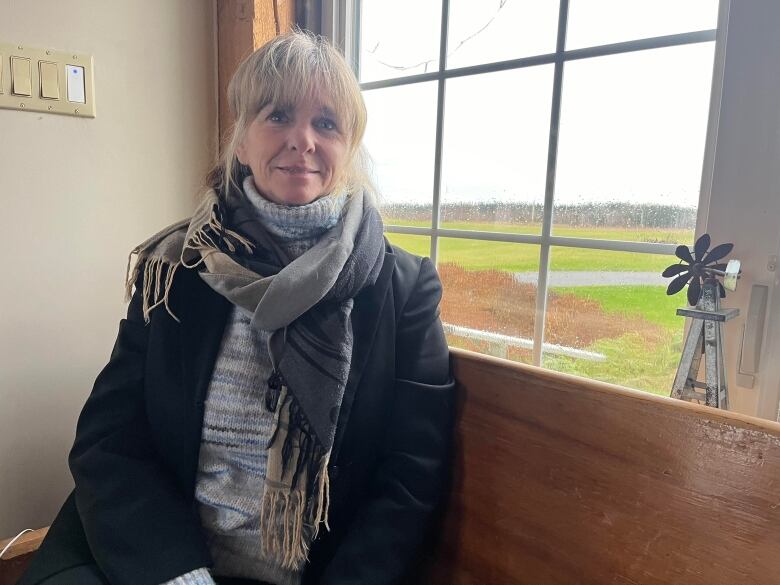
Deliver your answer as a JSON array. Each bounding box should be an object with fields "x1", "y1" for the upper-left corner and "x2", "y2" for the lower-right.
[{"x1": 277, "y1": 166, "x2": 318, "y2": 175}]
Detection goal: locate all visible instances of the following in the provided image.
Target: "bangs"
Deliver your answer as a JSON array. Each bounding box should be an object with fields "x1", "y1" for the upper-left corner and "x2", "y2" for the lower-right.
[
  {"x1": 236, "y1": 36, "x2": 364, "y2": 145},
  {"x1": 254, "y1": 68, "x2": 356, "y2": 135}
]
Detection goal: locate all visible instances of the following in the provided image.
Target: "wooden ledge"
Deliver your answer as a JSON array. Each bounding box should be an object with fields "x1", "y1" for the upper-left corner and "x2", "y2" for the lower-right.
[
  {"x1": 0, "y1": 527, "x2": 48, "y2": 561},
  {"x1": 449, "y1": 346, "x2": 780, "y2": 435}
]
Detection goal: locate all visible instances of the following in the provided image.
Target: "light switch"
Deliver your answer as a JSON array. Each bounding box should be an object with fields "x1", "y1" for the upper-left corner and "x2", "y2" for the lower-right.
[
  {"x1": 66, "y1": 64, "x2": 85, "y2": 103},
  {"x1": 1, "y1": 42, "x2": 95, "y2": 117},
  {"x1": 11, "y1": 56, "x2": 32, "y2": 97},
  {"x1": 39, "y1": 60, "x2": 59, "y2": 99}
]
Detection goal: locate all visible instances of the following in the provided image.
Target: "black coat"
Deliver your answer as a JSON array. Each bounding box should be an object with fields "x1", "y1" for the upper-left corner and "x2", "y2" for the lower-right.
[{"x1": 20, "y1": 242, "x2": 455, "y2": 585}]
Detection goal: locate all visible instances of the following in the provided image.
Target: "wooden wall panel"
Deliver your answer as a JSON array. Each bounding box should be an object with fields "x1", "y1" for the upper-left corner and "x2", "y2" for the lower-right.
[
  {"x1": 217, "y1": 0, "x2": 296, "y2": 143},
  {"x1": 424, "y1": 348, "x2": 780, "y2": 585}
]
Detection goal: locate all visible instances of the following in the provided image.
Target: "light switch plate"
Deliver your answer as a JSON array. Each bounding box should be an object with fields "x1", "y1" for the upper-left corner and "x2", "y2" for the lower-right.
[{"x1": 0, "y1": 42, "x2": 95, "y2": 118}]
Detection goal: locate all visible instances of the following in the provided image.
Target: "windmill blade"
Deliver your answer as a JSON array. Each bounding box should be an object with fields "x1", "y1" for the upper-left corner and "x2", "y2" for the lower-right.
[
  {"x1": 694, "y1": 233, "x2": 711, "y2": 261},
  {"x1": 662, "y1": 263, "x2": 689, "y2": 277},
  {"x1": 687, "y1": 276, "x2": 702, "y2": 306},
  {"x1": 667, "y1": 273, "x2": 690, "y2": 296},
  {"x1": 710, "y1": 263, "x2": 728, "y2": 271},
  {"x1": 702, "y1": 242, "x2": 733, "y2": 264},
  {"x1": 675, "y1": 244, "x2": 694, "y2": 264}
]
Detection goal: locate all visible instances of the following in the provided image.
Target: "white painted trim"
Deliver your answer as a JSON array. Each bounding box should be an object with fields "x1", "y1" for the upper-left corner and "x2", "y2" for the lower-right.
[
  {"x1": 703, "y1": 0, "x2": 780, "y2": 418},
  {"x1": 696, "y1": 0, "x2": 731, "y2": 239},
  {"x1": 385, "y1": 225, "x2": 679, "y2": 255},
  {"x1": 444, "y1": 323, "x2": 606, "y2": 362}
]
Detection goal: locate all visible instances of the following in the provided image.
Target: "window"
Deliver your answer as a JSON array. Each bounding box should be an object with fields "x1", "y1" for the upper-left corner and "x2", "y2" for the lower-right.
[{"x1": 332, "y1": 0, "x2": 721, "y2": 397}]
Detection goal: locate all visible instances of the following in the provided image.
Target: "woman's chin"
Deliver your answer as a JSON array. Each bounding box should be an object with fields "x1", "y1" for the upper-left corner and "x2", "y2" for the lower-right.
[
  {"x1": 287, "y1": 190, "x2": 324, "y2": 206},
  {"x1": 263, "y1": 183, "x2": 324, "y2": 206}
]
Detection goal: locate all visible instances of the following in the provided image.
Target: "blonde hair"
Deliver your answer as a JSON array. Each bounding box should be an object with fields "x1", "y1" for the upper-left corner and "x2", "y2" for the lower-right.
[{"x1": 207, "y1": 29, "x2": 373, "y2": 201}]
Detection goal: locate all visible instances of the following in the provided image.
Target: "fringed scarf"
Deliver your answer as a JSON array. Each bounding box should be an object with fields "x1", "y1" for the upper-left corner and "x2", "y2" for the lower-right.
[{"x1": 125, "y1": 182, "x2": 385, "y2": 569}]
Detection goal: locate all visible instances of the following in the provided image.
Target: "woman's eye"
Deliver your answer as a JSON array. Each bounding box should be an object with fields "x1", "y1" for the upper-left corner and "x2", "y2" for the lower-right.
[
  {"x1": 315, "y1": 118, "x2": 337, "y2": 131},
  {"x1": 268, "y1": 110, "x2": 288, "y2": 123}
]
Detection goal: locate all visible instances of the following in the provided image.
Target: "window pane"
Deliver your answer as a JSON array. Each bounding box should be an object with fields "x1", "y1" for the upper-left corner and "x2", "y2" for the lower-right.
[
  {"x1": 439, "y1": 238, "x2": 539, "y2": 364},
  {"x1": 553, "y1": 43, "x2": 715, "y2": 244},
  {"x1": 359, "y1": 0, "x2": 442, "y2": 83},
  {"x1": 566, "y1": 0, "x2": 719, "y2": 50},
  {"x1": 543, "y1": 247, "x2": 683, "y2": 395},
  {"x1": 441, "y1": 66, "x2": 553, "y2": 234},
  {"x1": 384, "y1": 233, "x2": 430, "y2": 258},
  {"x1": 446, "y1": 0, "x2": 558, "y2": 69},
  {"x1": 363, "y1": 82, "x2": 438, "y2": 225}
]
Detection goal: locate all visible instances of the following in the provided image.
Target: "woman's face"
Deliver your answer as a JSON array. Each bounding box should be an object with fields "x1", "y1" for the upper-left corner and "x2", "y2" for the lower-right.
[{"x1": 236, "y1": 91, "x2": 350, "y2": 206}]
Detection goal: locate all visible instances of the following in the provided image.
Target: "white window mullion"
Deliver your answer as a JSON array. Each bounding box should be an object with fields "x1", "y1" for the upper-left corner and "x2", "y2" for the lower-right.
[
  {"x1": 429, "y1": 0, "x2": 450, "y2": 265},
  {"x1": 533, "y1": 0, "x2": 569, "y2": 367}
]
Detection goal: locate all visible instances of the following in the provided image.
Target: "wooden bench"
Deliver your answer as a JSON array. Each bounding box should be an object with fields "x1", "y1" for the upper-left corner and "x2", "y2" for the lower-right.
[
  {"x1": 421, "y1": 349, "x2": 780, "y2": 584},
  {"x1": 0, "y1": 528, "x2": 47, "y2": 585},
  {"x1": 4, "y1": 348, "x2": 780, "y2": 584}
]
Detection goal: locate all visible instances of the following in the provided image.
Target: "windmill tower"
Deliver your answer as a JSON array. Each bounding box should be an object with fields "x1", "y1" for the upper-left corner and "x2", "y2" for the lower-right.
[{"x1": 662, "y1": 234, "x2": 741, "y2": 409}]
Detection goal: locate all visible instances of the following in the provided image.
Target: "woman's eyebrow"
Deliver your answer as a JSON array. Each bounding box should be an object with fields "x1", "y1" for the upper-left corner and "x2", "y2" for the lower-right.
[
  {"x1": 319, "y1": 106, "x2": 337, "y2": 119},
  {"x1": 260, "y1": 100, "x2": 292, "y2": 112}
]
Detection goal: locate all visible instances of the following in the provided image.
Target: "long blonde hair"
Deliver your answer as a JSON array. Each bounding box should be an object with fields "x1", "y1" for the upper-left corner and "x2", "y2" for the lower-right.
[{"x1": 206, "y1": 29, "x2": 373, "y2": 201}]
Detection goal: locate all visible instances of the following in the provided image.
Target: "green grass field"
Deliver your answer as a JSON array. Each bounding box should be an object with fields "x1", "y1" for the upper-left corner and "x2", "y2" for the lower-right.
[
  {"x1": 547, "y1": 286, "x2": 685, "y2": 396},
  {"x1": 385, "y1": 227, "x2": 690, "y2": 397},
  {"x1": 552, "y1": 285, "x2": 682, "y2": 330},
  {"x1": 543, "y1": 329, "x2": 683, "y2": 397}
]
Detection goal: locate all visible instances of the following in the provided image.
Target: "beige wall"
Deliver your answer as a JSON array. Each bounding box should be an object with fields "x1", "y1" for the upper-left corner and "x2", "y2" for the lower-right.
[{"x1": 0, "y1": 0, "x2": 217, "y2": 536}]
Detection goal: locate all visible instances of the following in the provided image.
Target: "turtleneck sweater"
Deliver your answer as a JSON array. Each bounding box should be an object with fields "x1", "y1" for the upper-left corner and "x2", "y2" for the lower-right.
[{"x1": 163, "y1": 181, "x2": 347, "y2": 585}]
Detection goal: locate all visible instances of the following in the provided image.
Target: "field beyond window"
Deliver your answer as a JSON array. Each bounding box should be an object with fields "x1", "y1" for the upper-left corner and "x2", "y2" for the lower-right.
[{"x1": 386, "y1": 231, "x2": 686, "y2": 396}]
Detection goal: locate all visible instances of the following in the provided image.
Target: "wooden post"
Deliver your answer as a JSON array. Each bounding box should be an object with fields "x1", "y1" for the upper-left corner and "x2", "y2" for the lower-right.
[{"x1": 217, "y1": 0, "x2": 296, "y2": 145}]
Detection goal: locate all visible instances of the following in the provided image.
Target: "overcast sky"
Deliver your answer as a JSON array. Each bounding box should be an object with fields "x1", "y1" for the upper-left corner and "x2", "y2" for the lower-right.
[{"x1": 358, "y1": 0, "x2": 719, "y2": 209}]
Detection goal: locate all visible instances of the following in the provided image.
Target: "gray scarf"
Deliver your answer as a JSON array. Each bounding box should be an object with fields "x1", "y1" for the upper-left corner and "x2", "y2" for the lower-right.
[{"x1": 125, "y1": 184, "x2": 385, "y2": 568}]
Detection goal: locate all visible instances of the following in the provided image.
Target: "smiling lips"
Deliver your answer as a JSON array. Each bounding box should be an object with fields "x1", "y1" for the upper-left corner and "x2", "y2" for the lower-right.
[{"x1": 277, "y1": 165, "x2": 318, "y2": 176}]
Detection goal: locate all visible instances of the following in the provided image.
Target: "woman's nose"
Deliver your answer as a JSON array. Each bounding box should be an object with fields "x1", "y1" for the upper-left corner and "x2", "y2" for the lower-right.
[{"x1": 287, "y1": 122, "x2": 315, "y2": 153}]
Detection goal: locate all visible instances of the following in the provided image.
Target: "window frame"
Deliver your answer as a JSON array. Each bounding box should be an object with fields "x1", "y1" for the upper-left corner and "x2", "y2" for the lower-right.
[{"x1": 324, "y1": 0, "x2": 727, "y2": 366}]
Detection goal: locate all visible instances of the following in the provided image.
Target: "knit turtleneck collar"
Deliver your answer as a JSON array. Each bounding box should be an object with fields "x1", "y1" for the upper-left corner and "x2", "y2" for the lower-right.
[{"x1": 242, "y1": 176, "x2": 347, "y2": 251}]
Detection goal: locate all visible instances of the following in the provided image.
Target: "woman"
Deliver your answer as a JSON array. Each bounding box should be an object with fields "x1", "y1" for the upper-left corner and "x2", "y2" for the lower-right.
[{"x1": 21, "y1": 30, "x2": 454, "y2": 585}]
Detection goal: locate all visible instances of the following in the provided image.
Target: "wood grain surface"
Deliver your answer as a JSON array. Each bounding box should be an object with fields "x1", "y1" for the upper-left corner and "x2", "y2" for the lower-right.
[
  {"x1": 424, "y1": 348, "x2": 780, "y2": 585},
  {"x1": 0, "y1": 527, "x2": 47, "y2": 585}
]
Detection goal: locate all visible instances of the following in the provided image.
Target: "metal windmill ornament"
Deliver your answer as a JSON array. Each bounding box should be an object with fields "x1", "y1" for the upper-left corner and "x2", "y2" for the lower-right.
[{"x1": 662, "y1": 233, "x2": 742, "y2": 409}]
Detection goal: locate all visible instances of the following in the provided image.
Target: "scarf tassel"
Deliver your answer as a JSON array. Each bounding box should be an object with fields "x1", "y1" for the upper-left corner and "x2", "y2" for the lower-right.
[
  {"x1": 182, "y1": 207, "x2": 254, "y2": 269},
  {"x1": 269, "y1": 373, "x2": 312, "y2": 490},
  {"x1": 124, "y1": 204, "x2": 253, "y2": 323},
  {"x1": 261, "y1": 387, "x2": 332, "y2": 570},
  {"x1": 258, "y1": 452, "x2": 331, "y2": 570},
  {"x1": 125, "y1": 253, "x2": 181, "y2": 323}
]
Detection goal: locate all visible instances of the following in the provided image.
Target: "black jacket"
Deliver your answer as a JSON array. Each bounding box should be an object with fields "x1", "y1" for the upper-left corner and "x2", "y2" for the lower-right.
[{"x1": 20, "y1": 242, "x2": 455, "y2": 585}]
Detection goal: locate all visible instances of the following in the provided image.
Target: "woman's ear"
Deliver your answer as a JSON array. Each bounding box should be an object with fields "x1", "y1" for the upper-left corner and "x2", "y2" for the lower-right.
[{"x1": 235, "y1": 142, "x2": 247, "y2": 165}]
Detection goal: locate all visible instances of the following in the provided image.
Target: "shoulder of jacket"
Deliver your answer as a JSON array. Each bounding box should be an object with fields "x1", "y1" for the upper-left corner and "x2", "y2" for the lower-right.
[
  {"x1": 386, "y1": 240, "x2": 429, "y2": 320},
  {"x1": 387, "y1": 239, "x2": 425, "y2": 282}
]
